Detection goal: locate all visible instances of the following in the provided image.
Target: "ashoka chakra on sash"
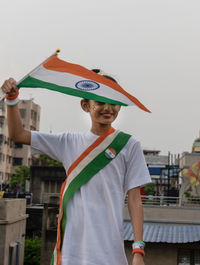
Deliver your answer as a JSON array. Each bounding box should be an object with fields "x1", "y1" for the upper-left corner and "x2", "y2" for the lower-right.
[{"x1": 75, "y1": 80, "x2": 100, "y2": 91}]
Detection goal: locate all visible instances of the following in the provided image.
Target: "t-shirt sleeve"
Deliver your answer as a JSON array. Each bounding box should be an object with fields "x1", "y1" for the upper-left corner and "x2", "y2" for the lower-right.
[
  {"x1": 124, "y1": 139, "x2": 152, "y2": 193},
  {"x1": 30, "y1": 131, "x2": 67, "y2": 163}
]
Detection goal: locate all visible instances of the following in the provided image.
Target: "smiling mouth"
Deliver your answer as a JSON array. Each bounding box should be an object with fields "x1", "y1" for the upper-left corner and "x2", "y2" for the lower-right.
[{"x1": 101, "y1": 113, "x2": 113, "y2": 118}]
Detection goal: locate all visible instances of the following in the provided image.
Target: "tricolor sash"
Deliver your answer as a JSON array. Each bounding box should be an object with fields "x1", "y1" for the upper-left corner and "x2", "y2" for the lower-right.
[{"x1": 51, "y1": 127, "x2": 131, "y2": 265}]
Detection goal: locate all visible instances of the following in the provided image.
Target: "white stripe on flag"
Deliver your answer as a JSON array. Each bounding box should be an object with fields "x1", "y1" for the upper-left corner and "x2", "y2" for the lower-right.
[{"x1": 30, "y1": 66, "x2": 135, "y2": 106}]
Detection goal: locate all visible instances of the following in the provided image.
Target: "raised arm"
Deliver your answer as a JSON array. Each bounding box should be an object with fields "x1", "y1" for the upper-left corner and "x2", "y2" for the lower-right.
[{"x1": 1, "y1": 78, "x2": 31, "y2": 145}]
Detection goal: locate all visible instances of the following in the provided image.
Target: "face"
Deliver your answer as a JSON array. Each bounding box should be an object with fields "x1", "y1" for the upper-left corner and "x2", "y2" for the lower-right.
[{"x1": 81, "y1": 100, "x2": 121, "y2": 126}]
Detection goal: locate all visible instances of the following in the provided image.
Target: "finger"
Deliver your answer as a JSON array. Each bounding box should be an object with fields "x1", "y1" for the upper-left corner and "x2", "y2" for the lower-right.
[
  {"x1": 1, "y1": 81, "x2": 11, "y2": 93},
  {"x1": 8, "y1": 77, "x2": 17, "y2": 86},
  {"x1": 1, "y1": 79, "x2": 18, "y2": 95},
  {"x1": 3, "y1": 80, "x2": 13, "y2": 92}
]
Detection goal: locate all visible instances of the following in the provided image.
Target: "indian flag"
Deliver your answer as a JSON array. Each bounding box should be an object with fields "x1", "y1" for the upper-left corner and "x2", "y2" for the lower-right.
[{"x1": 18, "y1": 51, "x2": 150, "y2": 112}]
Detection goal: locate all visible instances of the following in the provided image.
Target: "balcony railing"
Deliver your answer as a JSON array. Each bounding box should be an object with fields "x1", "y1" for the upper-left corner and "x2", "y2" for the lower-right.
[{"x1": 124, "y1": 195, "x2": 200, "y2": 207}]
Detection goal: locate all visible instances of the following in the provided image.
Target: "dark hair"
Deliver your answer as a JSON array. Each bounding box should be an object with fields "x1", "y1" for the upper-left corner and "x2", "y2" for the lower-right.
[
  {"x1": 91, "y1": 69, "x2": 117, "y2": 83},
  {"x1": 83, "y1": 69, "x2": 117, "y2": 102}
]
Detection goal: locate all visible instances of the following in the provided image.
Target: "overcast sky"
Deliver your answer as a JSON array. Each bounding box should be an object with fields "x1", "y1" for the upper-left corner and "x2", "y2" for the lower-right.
[{"x1": 1, "y1": 0, "x2": 200, "y2": 155}]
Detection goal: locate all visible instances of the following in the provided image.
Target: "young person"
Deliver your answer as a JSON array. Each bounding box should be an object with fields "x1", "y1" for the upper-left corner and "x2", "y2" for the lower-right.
[{"x1": 1, "y1": 73, "x2": 151, "y2": 265}]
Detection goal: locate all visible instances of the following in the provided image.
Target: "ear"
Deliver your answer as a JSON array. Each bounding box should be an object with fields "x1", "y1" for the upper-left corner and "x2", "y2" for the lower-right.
[{"x1": 80, "y1": 99, "x2": 90, "y2": 112}]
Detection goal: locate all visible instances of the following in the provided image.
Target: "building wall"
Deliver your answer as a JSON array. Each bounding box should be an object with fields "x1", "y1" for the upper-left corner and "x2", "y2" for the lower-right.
[
  {"x1": 125, "y1": 242, "x2": 177, "y2": 265},
  {"x1": 124, "y1": 205, "x2": 200, "y2": 223},
  {"x1": 125, "y1": 242, "x2": 200, "y2": 265},
  {"x1": 179, "y1": 152, "x2": 200, "y2": 198},
  {"x1": 180, "y1": 152, "x2": 200, "y2": 169},
  {"x1": 0, "y1": 199, "x2": 28, "y2": 265},
  {"x1": 0, "y1": 99, "x2": 40, "y2": 184}
]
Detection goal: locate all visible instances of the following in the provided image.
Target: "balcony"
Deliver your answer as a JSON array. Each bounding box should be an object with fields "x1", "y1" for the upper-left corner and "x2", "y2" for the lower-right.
[{"x1": 125, "y1": 195, "x2": 200, "y2": 207}]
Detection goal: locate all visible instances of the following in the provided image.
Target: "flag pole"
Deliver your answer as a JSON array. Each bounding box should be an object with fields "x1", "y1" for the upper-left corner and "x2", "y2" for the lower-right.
[
  {"x1": 0, "y1": 49, "x2": 60, "y2": 100},
  {"x1": 17, "y1": 49, "x2": 60, "y2": 85}
]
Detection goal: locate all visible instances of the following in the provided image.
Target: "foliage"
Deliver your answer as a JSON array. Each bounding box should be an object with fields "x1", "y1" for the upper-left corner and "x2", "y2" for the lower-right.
[
  {"x1": 10, "y1": 165, "x2": 30, "y2": 192},
  {"x1": 144, "y1": 183, "x2": 156, "y2": 196},
  {"x1": 39, "y1": 154, "x2": 62, "y2": 166},
  {"x1": 184, "y1": 191, "x2": 191, "y2": 198},
  {"x1": 24, "y1": 236, "x2": 41, "y2": 265}
]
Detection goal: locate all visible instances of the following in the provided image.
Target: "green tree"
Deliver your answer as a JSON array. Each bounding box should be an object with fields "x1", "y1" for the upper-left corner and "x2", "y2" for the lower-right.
[
  {"x1": 144, "y1": 183, "x2": 156, "y2": 196},
  {"x1": 39, "y1": 154, "x2": 62, "y2": 166},
  {"x1": 10, "y1": 165, "x2": 30, "y2": 192},
  {"x1": 24, "y1": 236, "x2": 41, "y2": 265}
]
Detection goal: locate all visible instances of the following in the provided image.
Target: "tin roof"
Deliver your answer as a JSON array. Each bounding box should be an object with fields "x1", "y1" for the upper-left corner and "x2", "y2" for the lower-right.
[{"x1": 124, "y1": 221, "x2": 200, "y2": 243}]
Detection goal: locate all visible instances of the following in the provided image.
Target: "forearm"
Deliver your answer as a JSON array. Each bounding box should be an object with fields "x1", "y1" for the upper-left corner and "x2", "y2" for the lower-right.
[
  {"x1": 2, "y1": 78, "x2": 31, "y2": 145},
  {"x1": 128, "y1": 187, "x2": 145, "y2": 265},
  {"x1": 7, "y1": 104, "x2": 30, "y2": 144},
  {"x1": 128, "y1": 187, "x2": 144, "y2": 241}
]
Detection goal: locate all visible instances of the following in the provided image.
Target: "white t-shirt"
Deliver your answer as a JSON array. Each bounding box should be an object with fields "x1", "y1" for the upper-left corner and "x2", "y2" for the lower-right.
[{"x1": 31, "y1": 130, "x2": 151, "y2": 265}]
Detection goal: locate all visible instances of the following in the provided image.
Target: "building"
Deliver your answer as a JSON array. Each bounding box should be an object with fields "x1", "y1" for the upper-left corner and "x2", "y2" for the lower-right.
[
  {"x1": 0, "y1": 198, "x2": 28, "y2": 265},
  {"x1": 124, "y1": 204, "x2": 200, "y2": 265},
  {"x1": 144, "y1": 149, "x2": 179, "y2": 197},
  {"x1": 27, "y1": 156, "x2": 200, "y2": 265},
  {"x1": 179, "y1": 132, "x2": 200, "y2": 203},
  {"x1": 0, "y1": 99, "x2": 40, "y2": 184},
  {"x1": 27, "y1": 166, "x2": 66, "y2": 265}
]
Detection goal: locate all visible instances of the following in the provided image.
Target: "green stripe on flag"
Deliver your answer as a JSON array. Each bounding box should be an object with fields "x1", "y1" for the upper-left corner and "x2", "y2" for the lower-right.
[
  {"x1": 18, "y1": 76, "x2": 127, "y2": 106},
  {"x1": 61, "y1": 131, "x2": 131, "y2": 243}
]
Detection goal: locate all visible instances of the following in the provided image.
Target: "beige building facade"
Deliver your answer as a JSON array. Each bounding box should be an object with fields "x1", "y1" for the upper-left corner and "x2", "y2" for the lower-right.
[
  {"x1": 0, "y1": 99, "x2": 40, "y2": 184},
  {"x1": 0, "y1": 198, "x2": 28, "y2": 265}
]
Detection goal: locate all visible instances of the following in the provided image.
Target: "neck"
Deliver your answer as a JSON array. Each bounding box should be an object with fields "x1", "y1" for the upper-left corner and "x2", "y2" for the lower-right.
[{"x1": 91, "y1": 124, "x2": 112, "y2": 136}]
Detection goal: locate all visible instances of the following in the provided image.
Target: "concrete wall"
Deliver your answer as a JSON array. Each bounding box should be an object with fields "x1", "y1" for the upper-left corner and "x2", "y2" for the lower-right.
[
  {"x1": 125, "y1": 241, "x2": 177, "y2": 265},
  {"x1": 124, "y1": 205, "x2": 200, "y2": 265},
  {"x1": 124, "y1": 204, "x2": 200, "y2": 223},
  {"x1": 179, "y1": 152, "x2": 200, "y2": 169},
  {"x1": 125, "y1": 241, "x2": 200, "y2": 265},
  {"x1": 0, "y1": 199, "x2": 28, "y2": 265}
]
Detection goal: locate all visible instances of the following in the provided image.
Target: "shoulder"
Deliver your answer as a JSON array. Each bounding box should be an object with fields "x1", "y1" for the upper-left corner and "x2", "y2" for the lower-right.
[
  {"x1": 31, "y1": 130, "x2": 87, "y2": 144},
  {"x1": 119, "y1": 131, "x2": 140, "y2": 147},
  {"x1": 118, "y1": 131, "x2": 143, "y2": 158}
]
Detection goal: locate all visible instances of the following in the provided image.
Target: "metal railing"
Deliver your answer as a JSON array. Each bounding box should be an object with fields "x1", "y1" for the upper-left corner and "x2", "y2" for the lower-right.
[{"x1": 124, "y1": 195, "x2": 200, "y2": 207}]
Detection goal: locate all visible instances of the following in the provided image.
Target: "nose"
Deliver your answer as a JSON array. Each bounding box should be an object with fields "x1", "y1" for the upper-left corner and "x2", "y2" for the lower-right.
[{"x1": 103, "y1": 103, "x2": 112, "y2": 111}]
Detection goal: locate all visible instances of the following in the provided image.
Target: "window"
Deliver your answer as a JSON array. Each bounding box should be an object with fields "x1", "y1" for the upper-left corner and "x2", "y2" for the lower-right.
[
  {"x1": 44, "y1": 180, "x2": 50, "y2": 193},
  {"x1": 13, "y1": 157, "x2": 23, "y2": 166},
  {"x1": 0, "y1": 134, "x2": 3, "y2": 145},
  {"x1": 50, "y1": 181, "x2": 56, "y2": 193},
  {"x1": 0, "y1": 116, "x2": 5, "y2": 128},
  {"x1": 19, "y1": 109, "x2": 26, "y2": 118},
  {"x1": 30, "y1": 125, "x2": 36, "y2": 131},
  {"x1": 178, "y1": 249, "x2": 200, "y2": 265},
  {"x1": 31, "y1": 110, "x2": 37, "y2": 121},
  {"x1": 0, "y1": 101, "x2": 5, "y2": 111},
  {"x1": 14, "y1": 143, "x2": 23, "y2": 148},
  {"x1": 9, "y1": 156, "x2": 12, "y2": 164}
]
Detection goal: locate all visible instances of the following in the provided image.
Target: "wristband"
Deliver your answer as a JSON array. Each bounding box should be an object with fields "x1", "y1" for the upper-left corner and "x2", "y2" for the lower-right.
[
  {"x1": 132, "y1": 248, "x2": 145, "y2": 256},
  {"x1": 132, "y1": 243, "x2": 145, "y2": 250},
  {"x1": 5, "y1": 97, "x2": 20, "y2": 106},
  {"x1": 132, "y1": 241, "x2": 145, "y2": 256},
  {"x1": 5, "y1": 91, "x2": 19, "y2": 100},
  {"x1": 132, "y1": 241, "x2": 145, "y2": 249},
  {"x1": 134, "y1": 241, "x2": 145, "y2": 246}
]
